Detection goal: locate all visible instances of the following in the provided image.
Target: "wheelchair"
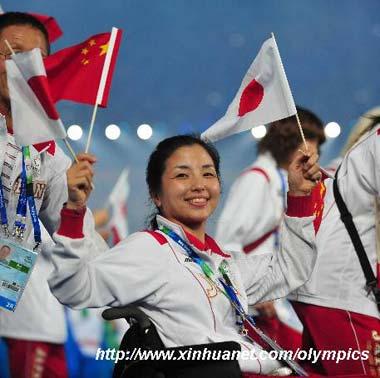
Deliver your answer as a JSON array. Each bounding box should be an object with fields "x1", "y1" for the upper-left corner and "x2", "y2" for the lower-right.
[{"x1": 102, "y1": 305, "x2": 242, "y2": 378}]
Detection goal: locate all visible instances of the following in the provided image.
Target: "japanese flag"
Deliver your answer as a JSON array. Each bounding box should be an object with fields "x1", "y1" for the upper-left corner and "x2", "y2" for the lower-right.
[
  {"x1": 202, "y1": 35, "x2": 296, "y2": 142},
  {"x1": 6, "y1": 48, "x2": 66, "y2": 146}
]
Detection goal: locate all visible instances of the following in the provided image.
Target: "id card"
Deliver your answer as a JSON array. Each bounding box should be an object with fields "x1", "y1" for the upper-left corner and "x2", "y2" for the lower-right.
[{"x1": 0, "y1": 237, "x2": 38, "y2": 312}]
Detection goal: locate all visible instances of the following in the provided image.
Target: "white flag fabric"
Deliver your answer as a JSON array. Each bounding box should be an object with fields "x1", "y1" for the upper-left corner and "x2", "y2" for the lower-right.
[
  {"x1": 108, "y1": 169, "x2": 129, "y2": 245},
  {"x1": 201, "y1": 35, "x2": 296, "y2": 142},
  {"x1": 6, "y1": 48, "x2": 66, "y2": 146}
]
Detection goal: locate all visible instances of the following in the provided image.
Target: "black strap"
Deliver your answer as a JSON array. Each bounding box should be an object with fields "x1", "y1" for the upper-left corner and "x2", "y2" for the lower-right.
[{"x1": 333, "y1": 166, "x2": 380, "y2": 311}]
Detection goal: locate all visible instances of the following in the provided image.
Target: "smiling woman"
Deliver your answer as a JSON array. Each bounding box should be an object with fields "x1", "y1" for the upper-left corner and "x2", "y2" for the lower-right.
[
  {"x1": 48, "y1": 134, "x2": 321, "y2": 375},
  {"x1": 147, "y1": 136, "x2": 221, "y2": 240}
]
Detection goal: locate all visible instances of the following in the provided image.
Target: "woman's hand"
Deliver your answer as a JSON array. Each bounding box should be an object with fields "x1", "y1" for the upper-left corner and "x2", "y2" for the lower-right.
[
  {"x1": 288, "y1": 150, "x2": 321, "y2": 196},
  {"x1": 66, "y1": 153, "x2": 96, "y2": 210}
]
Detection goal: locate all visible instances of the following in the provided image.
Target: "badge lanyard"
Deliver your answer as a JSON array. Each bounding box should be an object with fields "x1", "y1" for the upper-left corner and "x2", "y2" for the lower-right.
[
  {"x1": 159, "y1": 225, "x2": 308, "y2": 376},
  {"x1": 0, "y1": 175, "x2": 9, "y2": 237},
  {"x1": 159, "y1": 225, "x2": 247, "y2": 316},
  {"x1": 13, "y1": 155, "x2": 27, "y2": 239},
  {"x1": 0, "y1": 146, "x2": 42, "y2": 313},
  {"x1": 4, "y1": 146, "x2": 41, "y2": 250}
]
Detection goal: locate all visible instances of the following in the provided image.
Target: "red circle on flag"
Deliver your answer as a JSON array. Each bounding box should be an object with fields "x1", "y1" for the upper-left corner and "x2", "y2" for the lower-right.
[{"x1": 238, "y1": 79, "x2": 264, "y2": 117}]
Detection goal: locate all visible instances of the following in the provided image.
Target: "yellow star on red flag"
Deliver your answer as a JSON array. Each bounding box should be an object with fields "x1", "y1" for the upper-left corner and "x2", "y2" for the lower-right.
[
  {"x1": 44, "y1": 27, "x2": 122, "y2": 108},
  {"x1": 99, "y1": 42, "x2": 109, "y2": 56}
]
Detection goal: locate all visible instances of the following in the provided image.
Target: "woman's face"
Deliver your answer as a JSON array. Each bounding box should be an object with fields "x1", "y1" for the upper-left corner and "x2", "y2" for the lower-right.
[{"x1": 153, "y1": 144, "x2": 221, "y2": 232}]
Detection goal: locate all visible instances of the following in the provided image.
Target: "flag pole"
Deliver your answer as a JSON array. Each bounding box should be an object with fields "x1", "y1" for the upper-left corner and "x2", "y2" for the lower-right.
[
  {"x1": 85, "y1": 103, "x2": 99, "y2": 153},
  {"x1": 270, "y1": 33, "x2": 308, "y2": 152},
  {"x1": 63, "y1": 138, "x2": 79, "y2": 163},
  {"x1": 5, "y1": 39, "x2": 80, "y2": 164},
  {"x1": 85, "y1": 27, "x2": 119, "y2": 153},
  {"x1": 295, "y1": 112, "x2": 309, "y2": 153},
  {"x1": 4, "y1": 39, "x2": 15, "y2": 55}
]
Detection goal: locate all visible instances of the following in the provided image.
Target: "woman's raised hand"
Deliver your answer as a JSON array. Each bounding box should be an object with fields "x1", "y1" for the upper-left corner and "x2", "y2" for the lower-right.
[{"x1": 288, "y1": 150, "x2": 321, "y2": 196}]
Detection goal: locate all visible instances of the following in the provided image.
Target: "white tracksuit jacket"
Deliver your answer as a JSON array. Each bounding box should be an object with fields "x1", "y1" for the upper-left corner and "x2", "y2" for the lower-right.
[
  {"x1": 216, "y1": 152, "x2": 286, "y2": 256},
  {"x1": 0, "y1": 117, "x2": 71, "y2": 343},
  {"x1": 48, "y1": 195, "x2": 315, "y2": 374},
  {"x1": 290, "y1": 125, "x2": 380, "y2": 320}
]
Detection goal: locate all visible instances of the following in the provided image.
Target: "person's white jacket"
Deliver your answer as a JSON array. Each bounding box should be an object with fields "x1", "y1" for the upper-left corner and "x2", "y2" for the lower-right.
[
  {"x1": 216, "y1": 152, "x2": 286, "y2": 256},
  {"x1": 48, "y1": 195, "x2": 315, "y2": 373},
  {"x1": 290, "y1": 124, "x2": 380, "y2": 320},
  {"x1": 0, "y1": 118, "x2": 71, "y2": 344}
]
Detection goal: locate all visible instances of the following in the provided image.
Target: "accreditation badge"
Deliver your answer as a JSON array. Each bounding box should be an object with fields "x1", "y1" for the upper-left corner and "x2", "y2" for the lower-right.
[{"x1": 0, "y1": 237, "x2": 38, "y2": 312}]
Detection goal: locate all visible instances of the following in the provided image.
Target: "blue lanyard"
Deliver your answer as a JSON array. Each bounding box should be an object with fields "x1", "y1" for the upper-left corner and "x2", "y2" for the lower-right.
[
  {"x1": 12, "y1": 147, "x2": 41, "y2": 249},
  {"x1": 13, "y1": 157, "x2": 27, "y2": 237},
  {"x1": 159, "y1": 225, "x2": 251, "y2": 322},
  {"x1": 0, "y1": 176, "x2": 9, "y2": 236}
]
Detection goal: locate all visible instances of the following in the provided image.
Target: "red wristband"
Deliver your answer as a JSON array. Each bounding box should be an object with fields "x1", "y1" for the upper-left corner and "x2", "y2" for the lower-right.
[
  {"x1": 286, "y1": 194, "x2": 314, "y2": 217},
  {"x1": 57, "y1": 206, "x2": 86, "y2": 238}
]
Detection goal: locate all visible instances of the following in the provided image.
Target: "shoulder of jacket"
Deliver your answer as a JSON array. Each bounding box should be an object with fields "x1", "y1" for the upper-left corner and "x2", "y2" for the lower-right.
[
  {"x1": 336, "y1": 127, "x2": 379, "y2": 179},
  {"x1": 239, "y1": 154, "x2": 277, "y2": 183},
  {"x1": 142, "y1": 230, "x2": 168, "y2": 245},
  {"x1": 118, "y1": 230, "x2": 168, "y2": 248},
  {"x1": 346, "y1": 125, "x2": 380, "y2": 156},
  {"x1": 239, "y1": 166, "x2": 271, "y2": 183}
]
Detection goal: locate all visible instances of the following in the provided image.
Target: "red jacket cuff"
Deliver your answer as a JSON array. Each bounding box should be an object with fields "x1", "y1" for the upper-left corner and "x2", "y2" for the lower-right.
[
  {"x1": 286, "y1": 193, "x2": 314, "y2": 217},
  {"x1": 57, "y1": 207, "x2": 86, "y2": 238}
]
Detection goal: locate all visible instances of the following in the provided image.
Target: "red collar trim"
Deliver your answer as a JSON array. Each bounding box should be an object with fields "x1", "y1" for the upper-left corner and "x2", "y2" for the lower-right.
[
  {"x1": 33, "y1": 141, "x2": 56, "y2": 156},
  {"x1": 6, "y1": 129, "x2": 56, "y2": 156},
  {"x1": 184, "y1": 230, "x2": 230, "y2": 258}
]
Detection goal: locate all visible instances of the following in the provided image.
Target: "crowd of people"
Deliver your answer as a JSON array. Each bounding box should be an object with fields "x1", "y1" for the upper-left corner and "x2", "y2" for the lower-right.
[{"x1": 0, "y1": 9, "x2": 379, "y2": 378}]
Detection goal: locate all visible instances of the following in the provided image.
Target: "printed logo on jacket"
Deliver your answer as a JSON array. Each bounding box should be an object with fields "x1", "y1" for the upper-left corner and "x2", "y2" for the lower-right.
[{"x1": 13, "y1": 177, "x2": 47, "y2": 200}]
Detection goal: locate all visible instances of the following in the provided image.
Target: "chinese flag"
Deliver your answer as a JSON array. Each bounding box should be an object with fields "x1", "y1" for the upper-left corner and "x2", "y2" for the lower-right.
[{"x1": 44, "y1": 28, "x2": 122, "y2": 107}]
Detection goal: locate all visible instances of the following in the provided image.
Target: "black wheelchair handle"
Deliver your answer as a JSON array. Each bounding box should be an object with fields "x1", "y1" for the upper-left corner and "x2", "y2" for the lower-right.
[{"x1": 102, "y1": 305, "x2": 152, "y2": 330}]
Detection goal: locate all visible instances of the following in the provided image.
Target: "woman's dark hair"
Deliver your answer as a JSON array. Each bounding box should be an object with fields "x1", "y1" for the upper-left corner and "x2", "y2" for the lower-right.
[
  {"x1": 258, "y1": 106, "x2": 326, "y2": 166},
  {"x1": 146, "y1": 134, "x2": 220, "y2": 229},
  {"x1": 0, "y1": 12, "x2": 50, "y2": 54}
]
